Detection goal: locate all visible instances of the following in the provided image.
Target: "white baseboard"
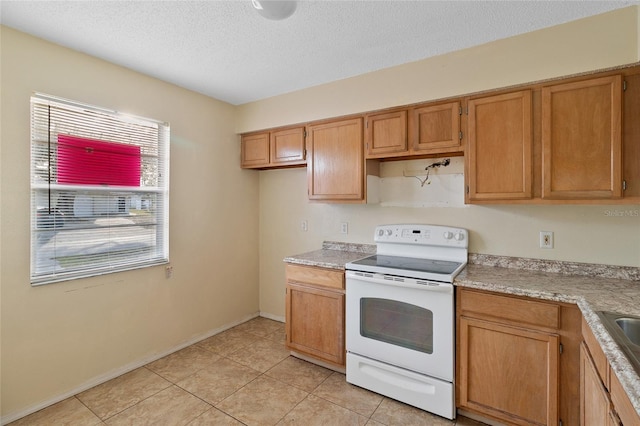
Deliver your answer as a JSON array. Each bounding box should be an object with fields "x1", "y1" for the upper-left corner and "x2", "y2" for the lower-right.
[
  {"x1": 1, "y1": 312, "x2": 261, "y2": 425},
  {"x1": 259, "y1": 311, "x2": 284, "y2": 323}
]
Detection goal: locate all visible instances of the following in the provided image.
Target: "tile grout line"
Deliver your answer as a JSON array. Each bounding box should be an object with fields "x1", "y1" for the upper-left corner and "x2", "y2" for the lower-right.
[
  {"x1": 72, "y1": 395, "x2": 103, "y2": 425},
  {"x1": 96, "y1": 367, "x2": 174, "y2": 423}
]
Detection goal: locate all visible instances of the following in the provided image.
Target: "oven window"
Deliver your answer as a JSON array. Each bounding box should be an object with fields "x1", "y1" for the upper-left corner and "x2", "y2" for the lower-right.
[{"x1": 360, "y1": 298, "x2": 433, "y2": 354}]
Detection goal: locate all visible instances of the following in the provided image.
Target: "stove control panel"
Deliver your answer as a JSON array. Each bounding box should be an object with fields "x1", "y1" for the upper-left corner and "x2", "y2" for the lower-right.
[{"x1": 374, "y1": 224, "x2": 468, "y2": 248}]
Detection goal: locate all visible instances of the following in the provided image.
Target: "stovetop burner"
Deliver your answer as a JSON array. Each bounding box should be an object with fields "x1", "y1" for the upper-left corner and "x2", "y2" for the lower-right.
[
  {"x1": 344, "y1": 224, "x2": 469, "y2": 283},
  {"x1": 350, "y1": 254, "x2": 462, "y2": 275}
]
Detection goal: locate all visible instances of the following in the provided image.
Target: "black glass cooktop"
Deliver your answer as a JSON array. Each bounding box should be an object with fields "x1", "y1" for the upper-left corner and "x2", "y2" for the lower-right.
[{"x1": 350, "y1": 255, "x2": 462, "y2": 275}]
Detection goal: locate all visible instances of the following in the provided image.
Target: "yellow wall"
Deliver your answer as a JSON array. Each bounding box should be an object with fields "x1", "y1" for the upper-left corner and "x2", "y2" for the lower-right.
[
  {"x1": 0, "y1": 27, "x2": 260, "y2": 420},
  {"x1": 235, "y1": 7, "x2": 640, "y2": 317}
]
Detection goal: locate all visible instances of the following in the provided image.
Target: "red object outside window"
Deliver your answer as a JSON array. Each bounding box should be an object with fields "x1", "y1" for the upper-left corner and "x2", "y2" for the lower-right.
[{"x1": 57, "y1": 135, "x2": 141, "y2": 187}]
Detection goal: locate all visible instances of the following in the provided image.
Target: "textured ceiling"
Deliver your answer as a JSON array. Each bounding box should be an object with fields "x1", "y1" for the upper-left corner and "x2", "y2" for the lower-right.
[{"x1": 1, "y1": 1, "x2": 638, "y2": 105}]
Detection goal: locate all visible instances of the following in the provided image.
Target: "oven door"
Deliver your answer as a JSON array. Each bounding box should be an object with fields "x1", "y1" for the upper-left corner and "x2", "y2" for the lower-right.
[{"x1": 345, "y1": 270, "x2": 454, "y2": 381}]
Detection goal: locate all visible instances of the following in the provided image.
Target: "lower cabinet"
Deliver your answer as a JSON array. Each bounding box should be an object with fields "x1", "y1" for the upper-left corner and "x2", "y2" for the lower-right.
[
  {"x1": 456, "y1": 288, "x2": 581, "y2": 426},
  {"x1": 581, "y1": 342, "x2": 621, "y2": 425},
  {"x1": 458, "y1": 317, "x2": 559, "y2": 425},
  {"x1": 581, "y1": 318, "x2": 640, "y2": 426},
  {"x1": 285, "y1": 264, "x2": 345, "y2": 369}
]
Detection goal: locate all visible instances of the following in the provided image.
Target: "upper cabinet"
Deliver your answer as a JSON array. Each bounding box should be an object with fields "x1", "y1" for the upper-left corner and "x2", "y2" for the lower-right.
[
  {"x1": 364, "y1": 101, "x2": 462, "y2": 160},
  {"x1": 409, "y1": 101, "x2": 462, "y2": 154},
  {"x1": 240, "y1": 131, "x2": 270, "y2": 168},
  {"x1": 541, "y1": 75, "x2": 623, "y2": 200},
  {"x1": 307, "y1": 117, "x2": 365, "y2": 202},
  {"x1": 365, "y1": 109, "x2": 408, "y2": 158},
  {"x1": 467, "y1": 73, "x2": 632, "y2": 204},
  {"x1": 241, "y1": 126, "x2": 306, "y2": 169},
  {"x1": 271, "y1": 127, "x2": 306, "y2": 166},
  {"x1": 239, "y1": 66, "x2": 639, "y2": 204},
  {"x1": 466, "y1": 90, "x2": 533, "y2": 202}
]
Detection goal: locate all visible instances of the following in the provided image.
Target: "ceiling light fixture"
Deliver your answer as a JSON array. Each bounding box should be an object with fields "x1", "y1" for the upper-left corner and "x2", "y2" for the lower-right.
[{"x1": 251, "y1": 0, "x2": 297, "y2": 20}]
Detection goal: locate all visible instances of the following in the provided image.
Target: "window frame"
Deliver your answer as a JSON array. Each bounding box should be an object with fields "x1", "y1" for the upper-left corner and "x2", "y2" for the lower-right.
[{"x1": 30, "y1": 93, "x2": 170, "y2": 285}]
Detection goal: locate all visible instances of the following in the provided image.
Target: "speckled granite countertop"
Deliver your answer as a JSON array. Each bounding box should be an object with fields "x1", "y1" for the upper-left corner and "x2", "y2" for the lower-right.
[
  {"x1": 283, "y1": 244, "x2": 640, "y2": 416},
  {"x1": 283, "y1": 241, "x2": 375, "y2": 270}
]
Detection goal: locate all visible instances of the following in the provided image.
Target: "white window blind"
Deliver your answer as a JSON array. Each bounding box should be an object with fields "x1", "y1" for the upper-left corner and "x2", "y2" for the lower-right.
[{"x1": 30, "y1": 93, "x2": 170, "y2": 285}]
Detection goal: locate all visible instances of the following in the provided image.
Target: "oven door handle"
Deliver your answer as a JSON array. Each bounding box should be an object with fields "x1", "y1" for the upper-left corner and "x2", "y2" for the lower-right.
[{"x1": 346, "y1": 271, "x2": 453, "y2": 293}]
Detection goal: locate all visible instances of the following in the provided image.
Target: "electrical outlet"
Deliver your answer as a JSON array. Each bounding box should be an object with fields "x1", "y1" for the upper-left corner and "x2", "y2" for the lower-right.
[
  {"x1": 340, "y1": 222, "x2": 349, "y2": 234},
  {"x1": 540, "y1": 231, "x2": 554, "y2": 249},
  {"x1": 301, "y1": 220, "x2": 308, "y2": 232},
  {"x1": 165, "y1": 265, "x2": 173, "y2": 278}
]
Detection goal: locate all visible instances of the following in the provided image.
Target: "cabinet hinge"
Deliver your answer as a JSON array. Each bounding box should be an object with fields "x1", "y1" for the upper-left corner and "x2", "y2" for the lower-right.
[
  {"x1": 559, "y1": 420, "x2": 563, "y2": 426},
  {"x1": 466, "y1": 185, "x2": 470, "y2": 194},
  {"x1": 304, "y1": 130, "x2": 307, "y2": 138},
  {"x1": 623, "y1": 80, "x2": 627, "y2": 91},
  {"x1": 623, "y1": 180, "x2": 627, "y2": 191},
  {"x1": 559, "y1": 343, "x2": 563, "y2": 354},
  {"x1": 458, "y1": 106, "x2": 463, "y2": 115},
  {"x1": 459, "y1": 131, "x2": 463, "y2": 140},
  {"x1": 303, "y1": 148, "x2": 307, "y2": 160}
]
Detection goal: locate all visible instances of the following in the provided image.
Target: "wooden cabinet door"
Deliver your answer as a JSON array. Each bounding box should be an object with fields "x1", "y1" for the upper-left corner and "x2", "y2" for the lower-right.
[
  {"x1": 609, "y1": 368, "x2": 640, "y2": 426},
  {"x1": 458, "y1": 317, "x2": 559, "y2": 425},
  {"x1": 542, "y1": 75, "x2": 623, "y2": 199},
  {"x1": 307, "y1": 117, "x2": 364, "y2": 202},
  {"x1": 285, "y1": 282, "x2": 345, "y2": 366},
  {"x1": 581, "y1": 342, "x2": 613, "y2": 426},
  {"x1": 466, "y1": 90, "x2": 533, "y2": 201},
  {"x1": 409, "y1": 101, "x2": 461, "y2": 154},
  {"x1": 365, "y1": 110, "x2": 408, "y2": 158},
  {"x1": 270, "y1": 126, "x2": 306, "y2": 166},
  {"x1": 241, "y1": 132, "x2": 270, "y2": 168}
]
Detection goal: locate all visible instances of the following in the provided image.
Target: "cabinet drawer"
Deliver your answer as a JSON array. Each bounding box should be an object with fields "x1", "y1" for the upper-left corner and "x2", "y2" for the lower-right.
[
  {"x1": 286, "y1": 264, "x2": 344, "y2": 290},
  {"x1": 582, "y1": 317, "x2": 610, "y2": 389},
  {"x1": 459, "y1": 289, "x2": 560, "y2": 330}
]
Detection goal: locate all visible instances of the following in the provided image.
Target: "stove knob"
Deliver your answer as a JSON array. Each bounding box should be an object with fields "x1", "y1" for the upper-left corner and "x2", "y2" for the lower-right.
[
  {"x1": 385, "y1": 229, "x2": 393, "y2": 236},
  {"x1": 377, "y1": 229, "x2": 384, "y2": 237},
  {"x1": 443, "y1": 231, "x2": 453, "y2": 240},
  {"x1": 454, "y1": 232, "x2": 465, "y2": 241}
]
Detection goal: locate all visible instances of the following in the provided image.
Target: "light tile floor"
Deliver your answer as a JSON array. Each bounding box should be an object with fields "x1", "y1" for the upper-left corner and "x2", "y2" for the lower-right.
[{"x1": 10, "y1": 317, "x2": 486, "y2": 426}]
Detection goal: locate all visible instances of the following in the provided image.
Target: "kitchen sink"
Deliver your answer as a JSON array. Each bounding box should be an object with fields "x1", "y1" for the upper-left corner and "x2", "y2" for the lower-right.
[
  {"x1": 597, "y1": 311, "x2": 640, "y2": 375},
  {"x1": 615, "y1": 317, "x2": 640, "y2": 346}
]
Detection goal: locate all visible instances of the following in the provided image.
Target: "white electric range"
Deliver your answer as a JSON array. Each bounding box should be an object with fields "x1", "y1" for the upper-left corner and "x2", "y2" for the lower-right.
[{"x1": 345, "y1": 224, "x2": 468, "y2": 420}]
